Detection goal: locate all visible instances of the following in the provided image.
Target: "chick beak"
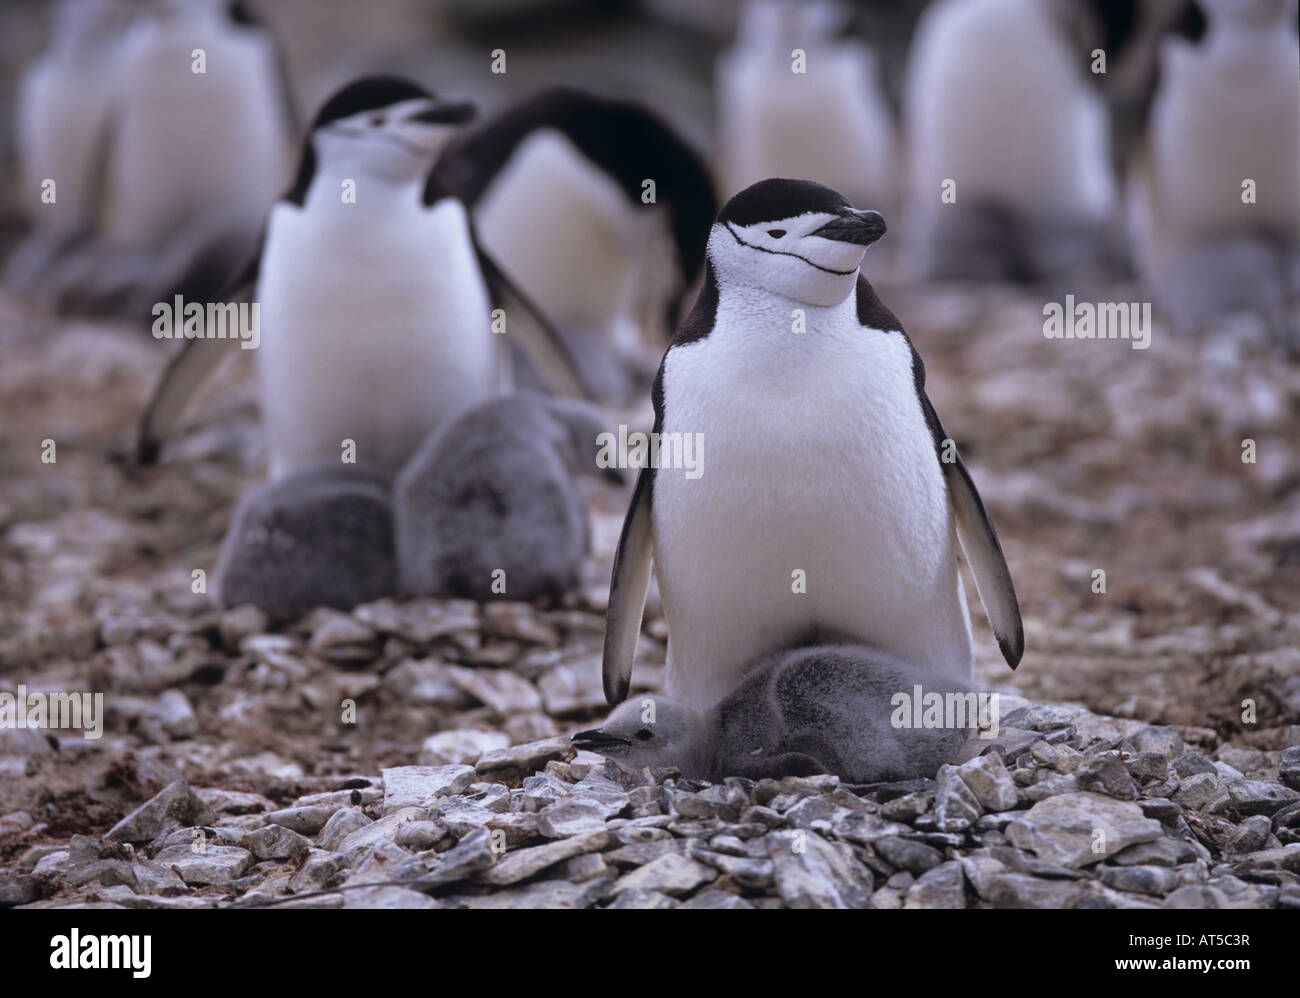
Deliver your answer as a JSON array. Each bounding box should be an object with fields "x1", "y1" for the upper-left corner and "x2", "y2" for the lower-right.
[{"x1": 570, "y1": 729, "x2": 629, "y2": 752}]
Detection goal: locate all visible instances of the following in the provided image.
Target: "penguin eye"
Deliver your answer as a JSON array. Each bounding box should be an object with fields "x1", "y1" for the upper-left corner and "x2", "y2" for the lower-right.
[
  {"x1": 635, "y1": 729, "x2": 654, "y2": 741},
  {"x1": 370, "y1": 115, "x2": 387, "y2": 127},
  {"x1": 767, "y1": 229, "x2": 786, "y2": 239}
]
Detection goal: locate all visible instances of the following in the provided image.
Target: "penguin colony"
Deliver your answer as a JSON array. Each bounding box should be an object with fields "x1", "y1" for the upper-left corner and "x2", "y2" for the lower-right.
[{"x1": 5, "y1": 0, "x2": 1297, "y2": 787}]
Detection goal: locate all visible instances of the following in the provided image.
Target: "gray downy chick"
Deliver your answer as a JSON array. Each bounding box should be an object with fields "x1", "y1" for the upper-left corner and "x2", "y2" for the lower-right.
[
  {"x1": 393, "y1": 391, "x2": 620, "y2": 603},
  {"x1": 573, "y1": 644, "x2": 979, "y2": 784},
  {"x1": 215, "y1": 463, "x2": 396, "y2": 621}
]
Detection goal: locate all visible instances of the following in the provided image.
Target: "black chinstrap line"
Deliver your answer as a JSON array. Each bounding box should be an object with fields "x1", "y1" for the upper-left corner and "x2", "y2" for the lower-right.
[{"x1": 723, "y1": 223, "x2": 858, "y2": 276}]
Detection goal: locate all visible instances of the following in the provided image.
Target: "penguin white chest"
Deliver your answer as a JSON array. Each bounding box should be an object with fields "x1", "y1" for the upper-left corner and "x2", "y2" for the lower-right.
[
  {"x1": 257, "y1": 196, "x2": 497, "y2": 479},
  {"x1": 652, "y1": 298, "x2": 972, "y2": 706}
]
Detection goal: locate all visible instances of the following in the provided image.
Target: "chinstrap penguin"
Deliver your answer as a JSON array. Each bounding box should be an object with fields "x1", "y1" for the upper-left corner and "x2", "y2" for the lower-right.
[
  {"x1": 394, "y1": 391, "x2": 621, "y2": 603},
  {"x1": 576, "y1": 644, "x2": 976, "y2": 783},
  {"x1": 431, "y1": 86, "x2": 718, "y2": 399},
  {"x1": 602, "y1": 178, "x2": 1023, "y2": 709},
  {"x1": 215, "y1": 463, "x2": 396, "y2": 621},
  {"x1": 136, "y1": 76, "x2": 589, "y2": 475}
]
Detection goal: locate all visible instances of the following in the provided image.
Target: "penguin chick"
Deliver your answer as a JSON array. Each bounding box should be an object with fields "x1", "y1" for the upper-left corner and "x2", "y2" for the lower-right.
[
  {"x1": 394, "y1": 392, "x2": 620, "y2": 604},
  {"x1": 215, "y1": 464, "x2": 396, "y2": 621},
  {"x1": 574, "y1": 644, "x2": 976, "y2": 784}
]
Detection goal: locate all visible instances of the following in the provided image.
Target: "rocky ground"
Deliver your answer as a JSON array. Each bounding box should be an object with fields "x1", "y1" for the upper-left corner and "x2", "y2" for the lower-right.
[{"x1": 2, "y1": 276, "x2": 1299, "y2": 908}]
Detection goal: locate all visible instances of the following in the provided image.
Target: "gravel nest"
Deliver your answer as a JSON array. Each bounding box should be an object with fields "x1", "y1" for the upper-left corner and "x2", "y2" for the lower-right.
[{"x1": 4, "y1": 676, "x2": 1300, "y2": 909}]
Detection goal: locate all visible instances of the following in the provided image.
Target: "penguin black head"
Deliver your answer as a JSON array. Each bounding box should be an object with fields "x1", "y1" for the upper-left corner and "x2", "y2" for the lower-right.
[
  {"x1": 710, "y1": 178, "x2": 886, "y2": 307},
  {"x1": 286, "y1": 76, "x2": 477, "y2": 204}
]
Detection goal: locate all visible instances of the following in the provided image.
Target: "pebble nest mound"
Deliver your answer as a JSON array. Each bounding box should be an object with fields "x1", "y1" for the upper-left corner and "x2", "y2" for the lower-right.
[
  {"x1": 2, "y1": 277, "x2": 1299, "y2": 909},
  {"x1": 6, "y1": 702, "x2": 1300, "y2": 909}
]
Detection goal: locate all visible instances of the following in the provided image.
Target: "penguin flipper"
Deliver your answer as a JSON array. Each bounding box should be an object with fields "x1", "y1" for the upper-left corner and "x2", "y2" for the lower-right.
[
  {"x1": 601, "y1": 465, "x2": 655, "y2": 705},
  {"x1": 136, "y1": 247, "x2": 261, "y2": 464},
  {"x1": 922, "y1": 396, "x2": 1024, "y2": 670},
  {"x1": 468, "y1": 233, "x2": 591, "y2": 401},
  {"x1": 136, "y1": 337, "x2": 232, "y2": 464}
]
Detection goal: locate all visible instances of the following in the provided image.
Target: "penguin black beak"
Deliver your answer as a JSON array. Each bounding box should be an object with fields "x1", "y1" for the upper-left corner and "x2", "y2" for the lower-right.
[
  {"x1": 812, "y1": 209, "x2": 887, "y2": 246},
  {"x1": 570, "y1": 729, "x2": 629, "y2": 752},
  {"x1": 410, "y1": 99, "x2": 477, "y2": 125}
]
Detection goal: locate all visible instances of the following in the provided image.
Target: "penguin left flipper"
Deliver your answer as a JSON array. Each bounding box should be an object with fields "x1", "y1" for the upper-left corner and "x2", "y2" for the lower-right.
[
  {"x1": 136, "y1": 336, "x2": 233, "y2": 464},
  {"x1": 601, "y1": 463, "x2": 655, "y2": 705},
  {"x1": 920, "y1": 392, "x2": 1024, "y2": 670},
  {"x1": 466, "y1": 223, "x2": 591, "y2": 401}
]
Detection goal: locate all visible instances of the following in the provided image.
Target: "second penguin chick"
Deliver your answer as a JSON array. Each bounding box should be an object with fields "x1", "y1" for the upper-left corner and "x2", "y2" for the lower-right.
[
  {"x1": 574, "y1": 644, "x2": 978, "y2": 784},
  {"x1": 215, "y1": 464, "x2": 396, "y2": 621},
  {"x1": 394, "y1": 392, "x2": 619, "y2": 603}
]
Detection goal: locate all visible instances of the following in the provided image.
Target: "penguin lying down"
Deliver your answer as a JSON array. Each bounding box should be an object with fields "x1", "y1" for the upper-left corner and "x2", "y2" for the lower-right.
[
  {"x1": 215, "y1": 392, "x2": 617, "y2": 619},
  {"x1": 572, "y1": 645, "x2": 978, "y2": 784}
]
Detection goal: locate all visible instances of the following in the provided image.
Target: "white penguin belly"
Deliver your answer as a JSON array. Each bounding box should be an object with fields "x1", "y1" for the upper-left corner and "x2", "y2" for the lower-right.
[
  {"x1": 257, "y1": 198, "x2": 497, "y2": 479},
  {"x1": 652, "y1": 306, "x2": 973, "y2": 706}
]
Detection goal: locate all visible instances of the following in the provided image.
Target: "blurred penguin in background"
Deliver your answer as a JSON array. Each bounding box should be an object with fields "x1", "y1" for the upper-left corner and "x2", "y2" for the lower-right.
[
  {"x1": 716, "y1": 0, "x2": 898, "y2": 220},
  {"x1": 36, "y1": 0, "x2": 296, "y2": 318},
  {"x1": 432, "y1": 88, "x2": 718, "y2": 402},
  {"x1": 1127, "y1": 0, "x2": 1300, "y2": 350},
  {"x1": 902, "y1": 0, "x2": 1135, "y2": 283},
  {"x1": 3, "y1": 0, "x2": 139, "y2": 295}
]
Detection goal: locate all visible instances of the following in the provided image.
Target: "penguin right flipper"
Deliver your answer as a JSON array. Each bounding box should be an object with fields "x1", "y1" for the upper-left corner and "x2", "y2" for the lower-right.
[
  {"x1": 920, "y1": 393, "x2": 1024, "y2": 670},
  {"x1": 601, "y1": 464, "x2": 655, "y2": 705},
  {"x1": 136, "y1": 249, "x2": 262, "y2": 464},
  {"x1": 467, "y1": 228, "x2": 591, "y2": 401}
]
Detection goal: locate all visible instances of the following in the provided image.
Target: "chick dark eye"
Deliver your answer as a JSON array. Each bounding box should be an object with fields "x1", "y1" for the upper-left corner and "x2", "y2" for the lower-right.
[
  {"x1": 370, "y1": 115, "x2": 387, "y2": 127},
  {"x1": 635, "y1": 729, "x2": 654, "y2": 741},
  {"x1": 767, "y1": 229, "x2": 786, "y2": 239}
]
